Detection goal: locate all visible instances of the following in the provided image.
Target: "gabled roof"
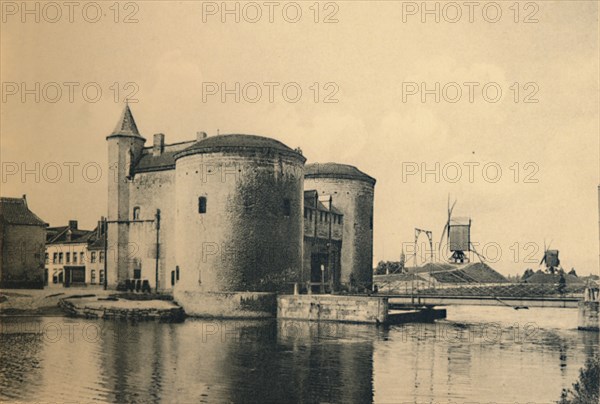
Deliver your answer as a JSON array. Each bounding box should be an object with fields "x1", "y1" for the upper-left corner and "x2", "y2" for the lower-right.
[
  {"x1": 0, "y1": 197, "x2": 47, "y2": 226},
  {"x1": 108, "y1": 104, "x2": 144, "y2": 138},
  {"x1": 46, "y1": 224, "x2": 94, "y2": 244}
]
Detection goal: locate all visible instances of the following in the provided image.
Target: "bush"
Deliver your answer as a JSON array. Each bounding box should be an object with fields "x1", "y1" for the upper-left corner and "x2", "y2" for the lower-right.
[{"x1": 559, "y1": 356, "x2": 600, "y2": 404}]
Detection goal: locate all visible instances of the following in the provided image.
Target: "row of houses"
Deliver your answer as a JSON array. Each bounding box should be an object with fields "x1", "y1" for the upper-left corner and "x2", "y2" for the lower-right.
[
  {"x1": 1, "y1": 196, "x2": 107, "y2": 289},
  {"x1": 45, "y1": 220, "x2": 106, "y2": 288}
]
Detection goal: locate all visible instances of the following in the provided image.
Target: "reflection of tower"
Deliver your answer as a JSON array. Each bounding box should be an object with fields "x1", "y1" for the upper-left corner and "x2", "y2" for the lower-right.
[
  {"x1": 106, "y1": 105, "x2": 145, "y2": 286},
  {"x1": 99, "y1": 322, "x2": 167, "y2": 402},
  {"x1": 305, "y1": 163, "x2": 376, "y2": 289},
  {"x1": 277, "y1": 320, "x2": 374, "y2": 403}
]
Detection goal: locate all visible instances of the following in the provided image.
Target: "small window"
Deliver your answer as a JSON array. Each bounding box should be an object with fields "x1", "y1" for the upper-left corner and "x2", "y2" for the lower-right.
[
  {"x1": 53, "y1": 253, "x2": 57, "y2": 264},
  {"x1": 199, "y1": 197, "x2": 207, "y2": 214},
  {"x1": 99, "y1": 251, "x2": 104, "y2": 263},
  {"x1": 99, "y1": 270, "x2": 105, "y2": 284},
  {"x1": 133, "y1": 207, "x2": 140, "y2": 220},
  {"x1": 73, "y1": 253, "x2": 77, "y2": 263},
  {"x1": 58, "y1": 252, "x2": 63, "y2": 264},
  {"x1": 133, "y1": 269, "x2": 141, "y2": 279},
  {"x1": 171, "y1": 271, "x2": 175, "y2": 286},
  {"x1": 283, "y1": 199, "x2": 291, "y2": 217},
  {"x1": 80, "y1": 252, "x2": 85, "y2": 263},
  {"x1": 91, "y1": 270, "x2": 96, "y2": 284},
  {"x1": 91, "y1": 252, "x2": 97, "y2": 263},
  {"x1": 66, "y1": 252, "x2": 70, "y2": 263},
  {"x1": 45, "y1": 253, "x2": 49, "y2": 264},
  {"x1": 176, "y1": 266, "x2": 180, "y2": 281}
]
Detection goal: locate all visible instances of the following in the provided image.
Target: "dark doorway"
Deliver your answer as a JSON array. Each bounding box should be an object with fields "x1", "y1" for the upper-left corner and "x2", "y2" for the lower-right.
[
  {"x1": 64, "y1": 266, "x2": 85, "y2": 287},
  {"x1": 310, "y1": 253, "x2": 328, "y2": 293}
]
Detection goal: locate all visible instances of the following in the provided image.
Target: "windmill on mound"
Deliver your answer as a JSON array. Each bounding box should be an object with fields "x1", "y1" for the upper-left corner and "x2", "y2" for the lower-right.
[
  {"x1": 539, "y1": 240, "x2": 561, "y2": 274},
  {"x1": 438, "y1": 197, "x2": 485, "y2": 264}
]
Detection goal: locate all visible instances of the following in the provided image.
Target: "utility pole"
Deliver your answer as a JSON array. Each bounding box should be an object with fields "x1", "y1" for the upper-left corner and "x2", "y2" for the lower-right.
[
  {"x1": 155, "y1": 209, "x2": 161, "y2": 293},
  {"x1": 313, "y1": 192, "x2": 318, "y2": 294},
  {"x1": 327, "y1": 195, "x2": 333, "y2": 293},
  {"x1": 103, "y1": 216, "x2": 108, "y2": 290}
]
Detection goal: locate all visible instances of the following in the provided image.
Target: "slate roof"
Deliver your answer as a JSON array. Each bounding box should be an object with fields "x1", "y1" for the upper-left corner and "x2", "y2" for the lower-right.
[
  {"x1": 110, "y1": 104, "x2": 143, "y2": 138},
  {"x1": 175, "y1": 134, "x2": 305, "y2": 162},
  {"x1": 303, "y1": 190, "x2": 343, "y2": 215},
  {"x1": 88, "y1": 236, "x2": 106, "y2": 250},
  {"x1": 305, "y1": 163, "x2": 376, "y2": 185},
  {"x1": 0, "y1": 197, "x2": 47, "y2": 226},
  {"x1": 87, "y1": 224, "x2": 106, "y2": 250},
  {"x1": 46, "y1": 225, "x2": 95, "y2": 244},
  {"x1": 134, "y1": 141, "x2": 195, "y2": 173}
]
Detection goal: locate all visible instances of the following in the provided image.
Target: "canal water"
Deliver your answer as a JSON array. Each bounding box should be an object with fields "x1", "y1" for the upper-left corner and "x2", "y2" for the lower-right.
[{"x1": 1, "y1": 307, "x2": 598, "y2": 403}]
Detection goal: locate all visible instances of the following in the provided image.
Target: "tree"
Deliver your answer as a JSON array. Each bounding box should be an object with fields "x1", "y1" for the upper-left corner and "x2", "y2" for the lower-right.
[
  {"x1": 559, "y1": 356, "x2": 599, "y2": 404},
  {"x1": 558, "y1": 272, "x2": 567, "y2": 295},
  {"x1": 374, "y1": 261, "x2": 404, "y2": 275},
  {"x1": 522, "y1": 268, "x2": 535, "y2": 280}
]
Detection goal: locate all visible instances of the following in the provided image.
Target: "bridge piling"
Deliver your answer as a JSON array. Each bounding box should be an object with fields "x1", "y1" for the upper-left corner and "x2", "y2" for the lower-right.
[{"x1": 578, "y1": 287, "x2": 599, "y2": 332}]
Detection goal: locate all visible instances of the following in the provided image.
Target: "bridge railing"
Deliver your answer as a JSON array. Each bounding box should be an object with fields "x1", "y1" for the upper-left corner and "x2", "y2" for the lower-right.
[{"x1": 373, "y1": 276, "x2": 586, "y2": 299}]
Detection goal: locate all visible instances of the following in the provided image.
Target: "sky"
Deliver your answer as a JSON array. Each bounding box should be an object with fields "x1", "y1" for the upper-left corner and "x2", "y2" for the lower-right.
[{"x1": 1, "y1": 0, "x2": 599, "y2": 276}]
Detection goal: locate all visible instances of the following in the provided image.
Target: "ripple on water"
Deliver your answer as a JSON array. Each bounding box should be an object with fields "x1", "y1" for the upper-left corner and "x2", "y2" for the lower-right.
[{"x1": 0, "y1": 314, "x2": 597, "y2": 403}]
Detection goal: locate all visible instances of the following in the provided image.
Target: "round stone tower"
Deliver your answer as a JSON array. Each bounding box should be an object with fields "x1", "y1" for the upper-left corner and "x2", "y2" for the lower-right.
[
  {"x1": 106, "y1": 105, "x2": 146, "y2": 288},
  {"x1": 174, "y1": 134, "x2": 306, "y2": 293},
  {"x1": 304, "y1": 163, "x2": 376, "y2": 290}
]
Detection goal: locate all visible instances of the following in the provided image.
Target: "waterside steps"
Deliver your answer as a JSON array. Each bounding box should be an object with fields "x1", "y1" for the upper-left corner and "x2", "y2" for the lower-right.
[{"x1": 277, "y1": 294, "x2": 446, "y2": 325}]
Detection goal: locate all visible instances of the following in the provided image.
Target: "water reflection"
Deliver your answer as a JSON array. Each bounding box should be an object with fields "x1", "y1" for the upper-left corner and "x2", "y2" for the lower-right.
[
  {"x1": 0, "y1": 318, "x2": 45, "y2": 402},
  {"x1": 0, "y1": 309, "x2": 598, "y2": 403}
]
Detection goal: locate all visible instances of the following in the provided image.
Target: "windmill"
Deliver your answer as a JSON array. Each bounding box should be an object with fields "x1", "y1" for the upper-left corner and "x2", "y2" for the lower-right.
[
  {"x1": 439, "y1": 196, "x2": 484, "y2": 264},
  {"x1": 539, "y1": 240, "x2": 560, "y2": 274}
]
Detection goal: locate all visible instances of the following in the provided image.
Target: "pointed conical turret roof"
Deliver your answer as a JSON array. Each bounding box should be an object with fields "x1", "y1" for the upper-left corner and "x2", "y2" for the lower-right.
[{"x1": 110, "y1": 104, "x2": 142, "y2": 137}]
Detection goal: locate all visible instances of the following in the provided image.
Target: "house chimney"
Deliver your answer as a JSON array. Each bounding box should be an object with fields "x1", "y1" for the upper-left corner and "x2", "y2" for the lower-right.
[
  {"x1": 69, "y1": 220, "x2": 78, "y2": 230},
  {"x1": 197, "y1": 131, "x2": 208, "y2": 142},
  {"x1": 22, "y1": 194, "x2": 27, "y2": 206},
  {"x1": 153, "y1": 133, "x2": 165, "y2": 156},
  {"x1": 97, "y1": 220, "x2": 103, "y2": 238}
]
